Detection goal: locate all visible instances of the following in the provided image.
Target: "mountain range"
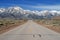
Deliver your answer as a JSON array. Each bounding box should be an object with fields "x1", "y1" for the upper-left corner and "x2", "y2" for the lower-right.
[{"x1": 0, "y1": 6, "x2": 60, "y2": 19}]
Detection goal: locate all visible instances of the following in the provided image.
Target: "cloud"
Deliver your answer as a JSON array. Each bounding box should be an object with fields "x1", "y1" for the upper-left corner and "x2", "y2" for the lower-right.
[
  {"x1": 31, "y1": 5, "x2": 60, "y2": 10},
  {"x1": 17, "y1": 4, "x2": 60, "y2": 10}
]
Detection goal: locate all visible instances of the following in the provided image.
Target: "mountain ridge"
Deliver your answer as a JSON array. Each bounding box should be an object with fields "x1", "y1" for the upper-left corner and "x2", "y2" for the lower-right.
[{"x1": 0, "y1": 6, "x2": 60, "y2": 19}]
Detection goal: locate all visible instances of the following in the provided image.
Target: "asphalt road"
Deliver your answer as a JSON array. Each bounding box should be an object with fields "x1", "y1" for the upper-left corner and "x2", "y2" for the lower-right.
[{"x1": 0, "y1": 20, "x2": 60, "y2": 40}]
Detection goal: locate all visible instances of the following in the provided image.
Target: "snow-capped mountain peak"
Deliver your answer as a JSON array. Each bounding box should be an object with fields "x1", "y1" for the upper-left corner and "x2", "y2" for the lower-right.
[
  {"x1": 0, "y1": 8, "x2": 5, "y2": 13},
  {"x1": 7, "y1": 6, "x2": 24, "y2": 14},
  {"x1": 13, "y1": 6, "x2": 23, "y2": 10}
]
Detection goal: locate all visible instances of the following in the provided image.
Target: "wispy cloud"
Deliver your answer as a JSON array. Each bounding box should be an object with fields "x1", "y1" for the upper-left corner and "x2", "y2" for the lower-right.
[
  {"x1": 30, "y1": 4, "x2": 60, "y2": 10},
  {"x1": 17, "y1": 4, "x2": 60, "y2": 10}
]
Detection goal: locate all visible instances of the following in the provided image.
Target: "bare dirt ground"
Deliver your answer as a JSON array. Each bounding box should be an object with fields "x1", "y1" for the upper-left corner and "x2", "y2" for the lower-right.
[
  {"x1": 34, "y1": 20, "x2": 60, "y2": 33},
  {"x1": 0, "y1": 19, "x2": 27, "y2": 34}
]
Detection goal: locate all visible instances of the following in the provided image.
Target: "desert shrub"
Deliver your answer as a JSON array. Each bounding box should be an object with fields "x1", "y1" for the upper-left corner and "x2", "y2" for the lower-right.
[{"x1": 0, "y1": 23, "x2": 4, "y2": 26}]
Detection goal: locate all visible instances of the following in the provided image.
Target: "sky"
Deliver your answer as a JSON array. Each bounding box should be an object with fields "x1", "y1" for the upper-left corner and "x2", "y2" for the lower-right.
[{"x1": 0, "y1": 0, "x2": 60, "y2": 10}]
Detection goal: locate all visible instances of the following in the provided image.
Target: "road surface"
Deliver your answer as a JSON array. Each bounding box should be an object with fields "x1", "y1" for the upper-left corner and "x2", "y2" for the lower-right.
[{"x1": 0, "y1": 20, "x2": 60, "y2": 40}]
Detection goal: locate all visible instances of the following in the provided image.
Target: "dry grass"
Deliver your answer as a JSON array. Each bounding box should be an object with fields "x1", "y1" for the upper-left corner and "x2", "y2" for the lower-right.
[
  {"x1": 34, "y1": 19, "x2": 60, "y2": 33},
  {"x1": 0, "y1": 19, "x2": 27, "y2": 34}
]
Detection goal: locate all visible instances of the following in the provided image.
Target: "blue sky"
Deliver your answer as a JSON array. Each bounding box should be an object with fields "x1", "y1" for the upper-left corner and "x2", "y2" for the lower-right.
[{"x1": 0, "y1": 0, "x2": 60, "y2": 10}]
